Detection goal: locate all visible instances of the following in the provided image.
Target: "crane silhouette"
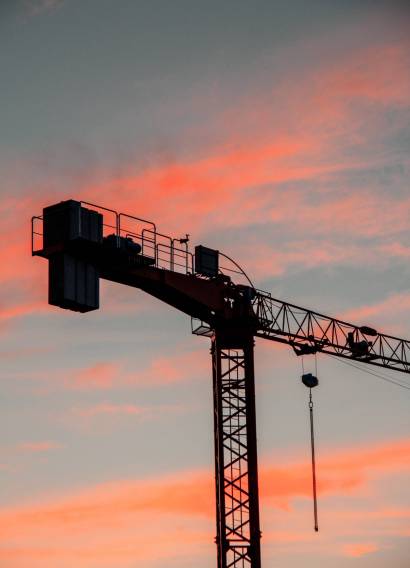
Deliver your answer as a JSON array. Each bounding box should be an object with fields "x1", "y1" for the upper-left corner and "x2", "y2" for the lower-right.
[{"x1": 32, "y1": 199, "x2": 410, "y2": 568}]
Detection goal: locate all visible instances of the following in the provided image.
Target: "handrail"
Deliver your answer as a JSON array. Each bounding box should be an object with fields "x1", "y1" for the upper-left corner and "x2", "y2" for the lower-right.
[
  {"x1": 32, "y1": 199, "x2": 196, "y2": 276},
  {"x1": 142, "y1": 228, "x2": 172, "y2": 266},
  {"x1": 31, "y1": 215, "x2": 43, "y2": 254},
  {"x1": 119, "y1": 213, "x2": 156, "y2": 256},
  {"x1": 119, "y1": 212, "x2": 156, "y2": 233},
  {"x1": 81, "y1": 201, "x2": 120, "y2": 236},
  {"x1": 155, "y1": 240, "x2": 194, "y2": 273}
]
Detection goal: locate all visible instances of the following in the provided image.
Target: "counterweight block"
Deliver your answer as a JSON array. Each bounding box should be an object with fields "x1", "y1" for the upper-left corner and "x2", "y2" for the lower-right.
[
  {"x1": 49, "y1": 253, "x2": 99, "y2": 313},
  {"x1": 44, "y1": 200, "x2": 102, "y2": 313}
]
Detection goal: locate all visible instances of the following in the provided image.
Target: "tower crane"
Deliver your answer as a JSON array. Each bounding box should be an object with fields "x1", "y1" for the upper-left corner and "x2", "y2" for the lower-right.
[{"x1": 32, "y1": 199, "x2": 410, "y2": 568}]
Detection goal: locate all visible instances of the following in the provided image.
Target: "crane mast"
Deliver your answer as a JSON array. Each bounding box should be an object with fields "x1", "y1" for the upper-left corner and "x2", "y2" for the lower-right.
[
  {"x1": 212, "y1": 328, "x2": 261, "y2": 568},
  {"x1": 32, "y1": 200, "x2": 410, "y2": 568}
]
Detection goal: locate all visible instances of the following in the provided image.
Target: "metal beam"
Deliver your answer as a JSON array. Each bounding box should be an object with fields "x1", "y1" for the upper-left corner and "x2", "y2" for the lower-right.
[
  {"x1": 212, "y1": 330, "x2": 261, "y2": 568},
  {"x1": 253, "y1": 291, "x2": 410, "y2": 374}
]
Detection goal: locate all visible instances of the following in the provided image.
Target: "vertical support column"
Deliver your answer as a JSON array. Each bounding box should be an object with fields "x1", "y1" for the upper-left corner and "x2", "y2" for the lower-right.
[{"x1": 212, "y1": 330, "x2": 261, "y2": 568}]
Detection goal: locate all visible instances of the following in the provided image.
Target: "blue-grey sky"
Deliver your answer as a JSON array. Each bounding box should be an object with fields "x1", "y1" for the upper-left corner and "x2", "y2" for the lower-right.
[{"x1": 0, "y1": 1, "x2": 409, "y2": 567}]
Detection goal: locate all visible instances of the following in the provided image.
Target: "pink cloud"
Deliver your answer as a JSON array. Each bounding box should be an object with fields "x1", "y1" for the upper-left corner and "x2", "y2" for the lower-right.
[
  {"x1": 341, "y1": 292, "x2": 410, "y2": 331},
  {"x1": 315, "y1": 44, "x2": 410, "y2": 107},
  {"x1": 67, "y1": 349, "x2": 207, "y2": 390},
  {"x1": 0, "y1": 302, "x2": 40, "y2": 322},
  {"x1": 71, "y1": 363, "x2": 120, "y2": 389},
  {"x1": 237, "y1": 240, "x2": 370, "y2": 280},
  {"x1": 18, "y1": 441, "x2": 62, "y2": 453},
  {"x1": 2, "y1": 39, "x2": 409, "y2": 329},
  {"x1": 74, "y1": 403, "x2": 144, "y2": 418},
  {"x1": 343, "y1": 542, "x2": 379, "y2": 557},
  {"x1": 70, "y1": 403, "x2": 184, "y2": 420},
  {"x1": 59, "y1": 43, "x2": 407, "y2": 243},
  {"x1": 381, "y1": 243, "x2": 410, "y2": 259}
]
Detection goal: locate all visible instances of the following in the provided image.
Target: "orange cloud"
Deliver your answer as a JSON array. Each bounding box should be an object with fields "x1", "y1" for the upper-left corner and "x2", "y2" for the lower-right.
[
  {"x1": 343, "y1": 542, "x2": 379, "y2": 557},
  {"x1": 67, "y1": 349, "x2": 208, "y2": 390},
  {"x1": 83, "y1": 146, "x2": 391, "y2": 239},
  {"x1": 0, "y1": 301, "x2": 44, "y2": 324},
  {"x1": 2, "y1": 40, "x2": 409, "y2": 325},
  {"x1": 58, "y1": 42, "x2": 406, "y2": 244},
  {"x1": 0, "y1": 521, "x2": 211, "y2": 568},
  {"x1": 0, "y1": 438, "x2": 408, "y2": 567},
  {"x1": 260, "y1": 438, "x2": 410, "y2": 509}
]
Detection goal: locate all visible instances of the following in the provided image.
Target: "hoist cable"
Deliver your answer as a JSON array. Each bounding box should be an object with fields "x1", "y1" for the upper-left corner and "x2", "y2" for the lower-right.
[
  {"x1": 330, "y1": 356, "x2": 410, "y2": 391},
  {"x1": 300, "y1": 356, "x2": 319, "y2": 532},
  {"x1": 309, "y1": 389, "x2": 319, "y2": 532}
]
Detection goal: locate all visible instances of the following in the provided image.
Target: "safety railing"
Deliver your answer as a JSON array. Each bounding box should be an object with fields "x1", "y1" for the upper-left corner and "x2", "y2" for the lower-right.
[
  {"x1": 31, "y1": 215, "x2": 44, "y2": 255},
  {"x1": 31, "y1": 200, "x2": 195, "y2": 276},
  {"x1": 32, "y1": 200, "x2": 253, "y2": 282},
  {"x1": 31, "y1": 206, "x2": 120, "y2": 256},
  {"x1": 81, "y1": 201, "x2": 119, "y2": 238}
]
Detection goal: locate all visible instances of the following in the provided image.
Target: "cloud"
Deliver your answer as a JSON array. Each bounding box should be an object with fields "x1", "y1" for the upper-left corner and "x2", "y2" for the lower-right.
[
  {"x1": 315, "y1": 43, "x2": 410, "y2": 107},
  {"x1": 24, "y1": 0, "x2": 64, "y2": 17},
  {"x1": 343, "y1": 542, "x2": 380, "y2": 557},
  {"x1": 235, "y1": 240, "x2": 372, "y2": 281},
  {"x1": 74, "y1": 403, "x2": 144, "y2": 418},
  {"x1": 380, "y1": 242, "x2": 410, "y2": 259},
  {"x1": 71, "y1": 363, "x2": 121, "y2": 390},
  {"x1": 0, "y1": 340, "x2": 209, "y2": 392},
  {"x1": 60, "y1": 40, "x2": 407, "y2": 237},
  {"x1": 71, "y1": 402, "x2": 184, "y2": 423},
  {"x1": 18, "y1": 441, "x2": 62, "y2": 452},
  {"x1": 1, "y1": 19, "x2": 408, "y2": 568},
  {"x1": 67, "y1": 349, "x2": 208, "y2": 390},
  {"x1": 259, "y1": 438, "x2": 410, "y2": 509},
  {"x1": 1, "y1": 38, "x2": 408, "y2": 324},
  {"x1": 50, "y1": 42, "x2": 406, "y2": 286},
  {"x1": 341, "y1": 292, "x2": 410, "y2": 330},
  {"x1": 0, "y1": 301, "x2": 48, "y2": 332},
  {"x1": 0, "y1": 437, "x2": 408, "y2": 567}
]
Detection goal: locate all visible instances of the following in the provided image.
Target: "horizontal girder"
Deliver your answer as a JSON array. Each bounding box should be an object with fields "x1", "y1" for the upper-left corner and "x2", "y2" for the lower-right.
[{"x1": 253, "y1": 291, "x2": 410, "y2": 374}]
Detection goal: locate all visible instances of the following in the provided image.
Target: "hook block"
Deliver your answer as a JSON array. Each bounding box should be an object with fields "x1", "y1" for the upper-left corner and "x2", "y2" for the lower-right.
[{"x1": 302, "y1": 373, "x2": 319, "y2": 388}]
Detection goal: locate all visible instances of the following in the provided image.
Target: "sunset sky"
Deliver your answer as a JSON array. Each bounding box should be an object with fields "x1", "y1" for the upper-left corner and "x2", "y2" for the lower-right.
[{"x1": 1, "y1": 1, "x2": 410, "y2": 566}]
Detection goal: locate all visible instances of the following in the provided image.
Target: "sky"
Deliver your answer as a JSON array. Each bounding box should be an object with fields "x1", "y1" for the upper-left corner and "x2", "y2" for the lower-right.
[{"x1": 0, "y1": 0, "x2": 410, "y2": 566}]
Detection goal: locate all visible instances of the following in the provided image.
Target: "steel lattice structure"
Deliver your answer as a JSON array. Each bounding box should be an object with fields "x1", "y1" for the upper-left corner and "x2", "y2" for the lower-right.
[
  {"x1": 212, "y1": 336, "x2": 261, "y2": 568},
  {"x1": 32, "y1": 200, "x2": 410, "y2": 568},
  {"x1": 253, "y1": 291, "x2": 410, "y2": 373}
]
